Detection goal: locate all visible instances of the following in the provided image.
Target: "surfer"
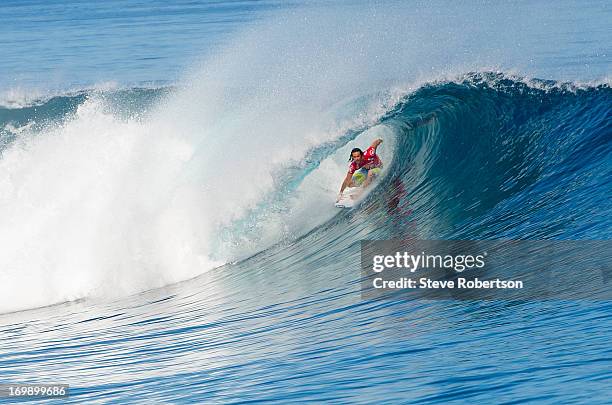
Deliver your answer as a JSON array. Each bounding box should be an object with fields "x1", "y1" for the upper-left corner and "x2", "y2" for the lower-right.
[{"x1": 337, "y1": 138, "x2": 383, "y2": 202}]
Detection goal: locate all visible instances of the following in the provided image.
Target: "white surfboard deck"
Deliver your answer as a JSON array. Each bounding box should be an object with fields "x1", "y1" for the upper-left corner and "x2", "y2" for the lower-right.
[{"x1": 334, "y1": 187, "x2": 363, "y2": 208}]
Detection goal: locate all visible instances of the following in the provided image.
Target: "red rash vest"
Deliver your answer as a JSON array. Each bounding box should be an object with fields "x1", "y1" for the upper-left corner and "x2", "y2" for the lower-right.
[{"x1": 349, "y1": 146, "x2": 382, "y2": 174}]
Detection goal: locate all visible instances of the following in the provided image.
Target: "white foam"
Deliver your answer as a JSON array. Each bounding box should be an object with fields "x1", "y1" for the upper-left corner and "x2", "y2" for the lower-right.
[
  {"x1": 0, "y1": 99, "x2": 225, "y2": 312},
  {"x1": 0, "y1": 87, "x2": 49, "y2": 109}
]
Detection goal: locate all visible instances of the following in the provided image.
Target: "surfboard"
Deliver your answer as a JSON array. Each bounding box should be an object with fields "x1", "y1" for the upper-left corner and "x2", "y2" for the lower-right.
[
  {"x1": 334, "y1": 187, "x2": 362, "y2": 208},
  {"x1": 334, "y1": 166, "x2": 383, "y2": 208}
]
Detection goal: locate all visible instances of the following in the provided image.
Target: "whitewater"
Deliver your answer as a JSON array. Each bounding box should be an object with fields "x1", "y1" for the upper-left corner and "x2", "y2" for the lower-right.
[{"x1": 0, "y1": 0, "x2": 610, "y2": 403}]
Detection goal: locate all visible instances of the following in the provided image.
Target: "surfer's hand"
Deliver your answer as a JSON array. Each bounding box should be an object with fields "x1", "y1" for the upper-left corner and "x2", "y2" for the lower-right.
[{"x1": 336, "y1": 193, "x2": 342, "y2": 202}]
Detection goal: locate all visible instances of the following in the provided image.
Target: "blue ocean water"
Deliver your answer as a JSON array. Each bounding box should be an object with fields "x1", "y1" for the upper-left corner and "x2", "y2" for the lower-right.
[{"x1": 0, "y1": 0, "x2": 611, "y2": 403}]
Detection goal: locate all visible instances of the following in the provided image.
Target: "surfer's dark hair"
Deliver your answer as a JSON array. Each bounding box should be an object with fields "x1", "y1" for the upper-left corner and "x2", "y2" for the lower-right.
[{"x1": 349, "y1": 148, "x2": 363, "y2": 161}]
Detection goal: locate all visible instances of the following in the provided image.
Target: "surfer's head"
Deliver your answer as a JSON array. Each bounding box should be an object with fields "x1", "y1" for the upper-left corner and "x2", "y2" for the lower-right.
[{"x1": 350, "y1": 148, "x2": 363, "y2": 162}]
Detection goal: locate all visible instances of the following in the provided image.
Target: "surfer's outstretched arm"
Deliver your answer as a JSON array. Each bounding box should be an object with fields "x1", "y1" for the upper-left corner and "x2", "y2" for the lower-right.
[
  {"x1": 370, "y1": 138, "x2": 383, "y2": 150},
  {"x1": 338, "y1": 172, "x2": 353, "y2": 201}
]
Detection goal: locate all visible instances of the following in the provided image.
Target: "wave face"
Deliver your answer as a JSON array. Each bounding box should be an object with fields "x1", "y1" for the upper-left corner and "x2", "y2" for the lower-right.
[{"x1": 370, "y1": 73, "x2": 611, "y2": 240}]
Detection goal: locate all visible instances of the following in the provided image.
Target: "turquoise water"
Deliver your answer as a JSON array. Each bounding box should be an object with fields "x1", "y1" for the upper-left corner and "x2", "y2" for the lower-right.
[{"x1": 0, "y1": 1, "x2": 610, "y2": 403}]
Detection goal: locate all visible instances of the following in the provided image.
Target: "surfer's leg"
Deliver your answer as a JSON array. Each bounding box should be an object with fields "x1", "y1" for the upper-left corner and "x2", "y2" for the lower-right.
[
  {"x1": 351, "y1": 169, "x2": 367, "y2": 187},
  {"x1": 363, "y1": 167, "x2": 378, "y2": 188}
]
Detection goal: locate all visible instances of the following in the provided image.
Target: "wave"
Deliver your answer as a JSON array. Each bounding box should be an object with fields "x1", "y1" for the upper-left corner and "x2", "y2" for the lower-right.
[
  {"x1": 0, "y1": 87, "x2": 171, "y2": 148},
  {"x1": 0, "y1": 72, "x2": 609, "y2": 314},
  {"x1": 368, "y1": 72, "x2": 611, "y2": 240},
  {"x1": 217, "y1": 72, "x2": 611, "y2": 252}
]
